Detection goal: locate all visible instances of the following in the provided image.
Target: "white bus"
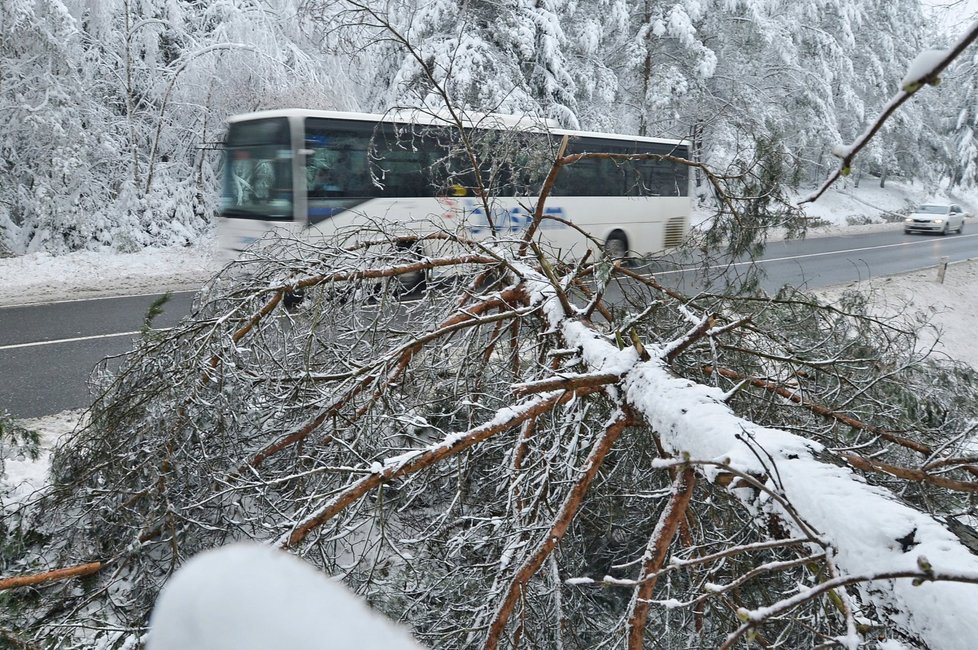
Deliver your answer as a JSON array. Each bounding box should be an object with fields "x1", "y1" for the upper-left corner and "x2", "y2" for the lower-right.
[{"x1": 217, "y1": 109, "x2": 691, "y2": 263}]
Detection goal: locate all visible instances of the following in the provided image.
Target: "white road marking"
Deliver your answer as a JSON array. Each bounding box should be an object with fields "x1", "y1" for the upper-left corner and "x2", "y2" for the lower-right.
[{"x1": 0, "y1": 330, "x2": 151, "y2": 351}]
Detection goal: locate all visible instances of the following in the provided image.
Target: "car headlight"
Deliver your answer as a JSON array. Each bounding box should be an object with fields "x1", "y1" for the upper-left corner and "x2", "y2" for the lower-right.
[
  {"x1": 935, "y1": 219, "x2": 944, "y2": 224},
  {"x1": 904, "y1": 217, "x2": 912, "y2": 223}
]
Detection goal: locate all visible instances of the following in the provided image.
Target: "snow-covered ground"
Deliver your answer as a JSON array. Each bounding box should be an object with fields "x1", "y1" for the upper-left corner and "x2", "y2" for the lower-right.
[
  {"x1": 1, "y1": 410, "x2": 80, "y2": 513},
  {"x1": 0, "y1": 242, "x2": 223, "y2": 308}
]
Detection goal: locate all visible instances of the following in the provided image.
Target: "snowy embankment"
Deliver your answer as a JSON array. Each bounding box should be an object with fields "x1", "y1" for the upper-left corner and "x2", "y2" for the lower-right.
[{"x1": 0, "y1": 243, "x2": 222, "y2": 308}]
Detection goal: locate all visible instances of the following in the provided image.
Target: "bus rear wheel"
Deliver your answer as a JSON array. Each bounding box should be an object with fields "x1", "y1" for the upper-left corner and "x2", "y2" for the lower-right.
[{"x1": 604, "y1": 230, "x2": 629, "y2": 263}]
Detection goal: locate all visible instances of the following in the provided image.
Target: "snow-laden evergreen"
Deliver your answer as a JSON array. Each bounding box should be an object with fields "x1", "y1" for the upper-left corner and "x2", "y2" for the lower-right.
[{"x1": 0, "y1": 0, "x2": 349, "y2": 254}]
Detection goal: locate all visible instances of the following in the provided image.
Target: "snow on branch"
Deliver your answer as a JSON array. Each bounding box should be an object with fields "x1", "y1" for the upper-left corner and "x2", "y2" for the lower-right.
[{"x1": 803, "y1": 20, "x2": 978, "y2": 204}]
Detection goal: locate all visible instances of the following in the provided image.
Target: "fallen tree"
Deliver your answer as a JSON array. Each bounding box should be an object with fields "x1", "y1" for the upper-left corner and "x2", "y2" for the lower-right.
[{"x1": 3, "y1": 207, "x2": 978, "y2": 648}]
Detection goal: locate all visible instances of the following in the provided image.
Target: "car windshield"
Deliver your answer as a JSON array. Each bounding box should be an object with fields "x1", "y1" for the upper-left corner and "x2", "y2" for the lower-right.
[{"x1": 917, "y1": 204, "x2": 949, "y2": 214}]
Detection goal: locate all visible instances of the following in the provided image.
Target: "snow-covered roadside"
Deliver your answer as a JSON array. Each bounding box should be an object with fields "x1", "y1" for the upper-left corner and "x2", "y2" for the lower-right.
[
  {"x1": 0, "y1": 243, "x2": 222, "y2": 307},
  {"x1": 0, "y1": 243, "x2": 223, "y2": 511},
  {"x1": 697, "y1": 177, "x2": 978, "y2": 242},
  {"x1": 749, "y1": 178, "x2": 978, "y2": 242},
  {"x1": 819, "y1": 259, "x2": 978, "y2": 369},
  {"x1": 795, "y1": 178, "x2": 978, "y2": 225}
]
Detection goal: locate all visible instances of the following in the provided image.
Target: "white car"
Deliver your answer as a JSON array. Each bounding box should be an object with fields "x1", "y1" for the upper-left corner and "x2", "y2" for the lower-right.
[{"x1": 904, "y1": 204, "x2": 967, "y2": 235}]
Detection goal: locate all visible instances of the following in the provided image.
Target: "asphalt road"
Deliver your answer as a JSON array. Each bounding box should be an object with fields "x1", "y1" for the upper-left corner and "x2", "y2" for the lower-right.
[
  {"x1": 2, "y1": 226, "x2": 976, "y2": 419},
  {"x1": 0, "y1": 292, "x2": 197, "y2": 419},
  {"x1": 654, "y1": 227, "x2": 978, "y2": 295}
]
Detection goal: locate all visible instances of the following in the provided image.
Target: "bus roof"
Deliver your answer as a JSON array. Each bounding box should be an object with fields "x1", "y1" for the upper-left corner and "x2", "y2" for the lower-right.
[{"x1": 226, "y1": 108, "x2": 688, "y2": 146}]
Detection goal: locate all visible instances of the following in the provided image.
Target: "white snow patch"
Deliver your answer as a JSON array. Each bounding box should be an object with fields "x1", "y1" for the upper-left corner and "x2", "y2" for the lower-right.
[
  {"x1": 2, "y1": 410, "x2": 84, "y2": 512},
  {"x1": 902, "y1": 48, "x2": 949, "y2": 88},
  {"x1": 819, "y1": 260, "x2": 978, "y2": 369},
  {"x1": 831, "y1": 144, "x2": 854, "y2": 159},
  {"x1": 146, "y1": 543, "x2": 426, "y2": 650},
  {"x1": 877, "y1": 640, "x2": 910, "y2": 650},
  {"x1": 0, "y1": 243, "x2": 222, "y2": 307}
]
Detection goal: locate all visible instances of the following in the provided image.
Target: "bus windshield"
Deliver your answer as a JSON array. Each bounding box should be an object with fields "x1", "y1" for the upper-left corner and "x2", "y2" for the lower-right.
[{"x1": 221, "y1": 117, "x2": 294, "y2": 220}]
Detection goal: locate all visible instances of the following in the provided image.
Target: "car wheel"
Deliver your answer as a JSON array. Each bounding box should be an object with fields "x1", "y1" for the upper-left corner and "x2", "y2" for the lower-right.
[
  {"x1": 958, "y1": 220, "x2": 965, "y2": 234},
  {"x1": 904, "y1": 228, "x2": 912, "y2": 234},
  {"x1": 942, "y1": 223, "x2": 950, "y2": 236},
  {"x1": 604, "y1": 230, "x2": 629, "y2": 263}
]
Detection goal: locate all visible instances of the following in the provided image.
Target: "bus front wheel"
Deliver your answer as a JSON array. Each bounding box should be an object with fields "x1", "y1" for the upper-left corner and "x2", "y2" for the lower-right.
[{"x1": 604, "y1": 230, "x2": 629, "y2": 263}]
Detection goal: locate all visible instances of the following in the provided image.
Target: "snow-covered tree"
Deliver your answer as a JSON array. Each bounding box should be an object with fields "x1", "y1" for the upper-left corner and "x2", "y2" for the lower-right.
[
  {"x1": 0, "y1": 0, "x2": 353, "y2": 254},
  {"x1": 942, "y1": 47, "x2": 978, "y2": 187}
]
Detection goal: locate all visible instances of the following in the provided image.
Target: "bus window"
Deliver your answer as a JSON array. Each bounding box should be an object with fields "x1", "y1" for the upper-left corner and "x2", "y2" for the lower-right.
[
  {"x1": 304, "y1": 120, "x2": 374, "y2": 198},
  {"x1": 552, "y1": 138, "x2": 688, "y2": 197},
  {"x1": 222, "y1": 117, "x2": 294, "y2": 220},
  {"x1": 306, "y1": 119, "x2": 449, "y2": 198},
  {"x1": 374, "y1": 126, "x2": 432, "y2": 197}
]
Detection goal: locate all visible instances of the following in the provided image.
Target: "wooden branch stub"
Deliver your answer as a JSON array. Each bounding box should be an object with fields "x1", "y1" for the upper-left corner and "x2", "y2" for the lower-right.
[
  {"x1": 511, "y1": 372, "x2": 620, "y2": 397},
  {"x1": 843, "y1": 453, "x2": 978, "y2": 493},
  {"x1": 0, "y1": 562, "x2": 102, "y2": 592}
]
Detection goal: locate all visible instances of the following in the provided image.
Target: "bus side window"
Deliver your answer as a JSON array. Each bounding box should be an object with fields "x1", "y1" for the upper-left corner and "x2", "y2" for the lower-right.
[
  {"x1": 365, "y1": 123, "x2": 433, "y2": 198},
  {"x1": 648, "y1": 158, "x2": 684, "y2": 197},
  {"x1": 305, "y1": 119, "x2": 379, "y2": 198},
  {"x1": 554, "y1": 145, "x2": 613, "y2": 197},
  {"x1": 635, "y1": 157, "x2": 659, "y2": 197},
  {"x1": 380, "y1": 147, "x2": 427, "y2": 197}
]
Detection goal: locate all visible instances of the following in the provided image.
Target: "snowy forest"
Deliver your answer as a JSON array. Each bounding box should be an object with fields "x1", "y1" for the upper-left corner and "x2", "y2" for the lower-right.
[
  {"x1": 6, "y1": 1, "x2": 978, "y2": 650},
  {"x1": 1, "y1": 0, "x2": 977, "y2": 255}
]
